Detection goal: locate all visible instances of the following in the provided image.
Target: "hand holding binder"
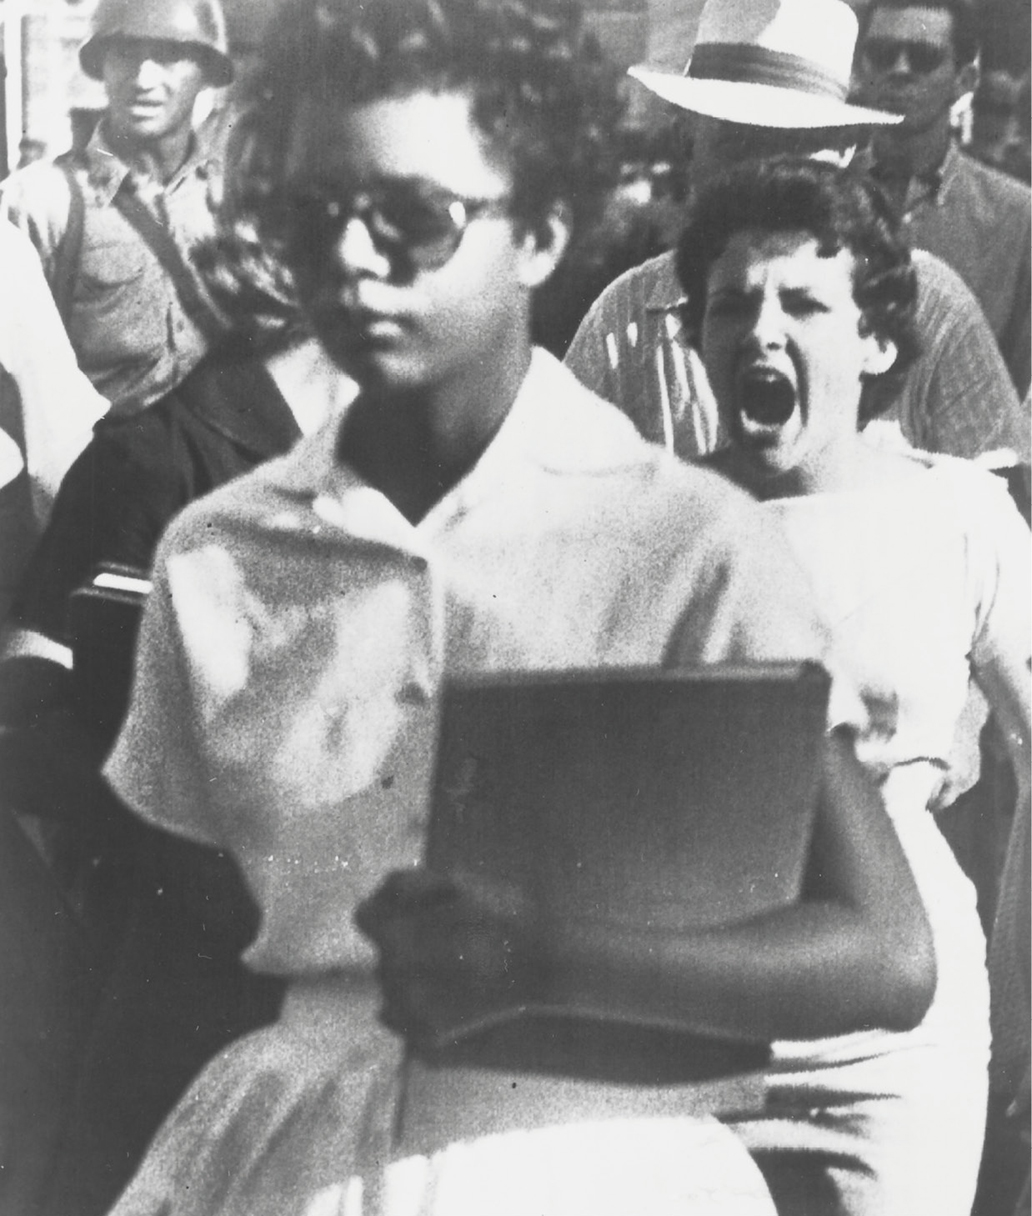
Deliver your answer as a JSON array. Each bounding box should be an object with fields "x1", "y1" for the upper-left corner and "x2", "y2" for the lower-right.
[{"x1": 357, "y1": 867, "x2": 548, "y2": 1051}]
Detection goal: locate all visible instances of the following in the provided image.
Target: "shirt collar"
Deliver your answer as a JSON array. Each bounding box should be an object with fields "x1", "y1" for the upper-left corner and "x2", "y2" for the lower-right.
[
  {"x1": 860, "y1": 138, "x2": 959, "y2": 209},
  {"x1": 643, "y1": 250, "x2": 687, "y2": 314},
  {"x1": 269, "y1": 347, "x2": 651, "y2": 543},
  {"x1": 83, "y1": 120, "x2": 216, "y2": 205},
  {"x1": 177, "y1": 354, "x2": 303, "y2": 458}
]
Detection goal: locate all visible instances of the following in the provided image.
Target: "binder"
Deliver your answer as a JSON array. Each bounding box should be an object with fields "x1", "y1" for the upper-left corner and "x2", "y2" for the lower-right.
[{"x1": 416, "y1": 661, "x2": 830, "y2": 1079}]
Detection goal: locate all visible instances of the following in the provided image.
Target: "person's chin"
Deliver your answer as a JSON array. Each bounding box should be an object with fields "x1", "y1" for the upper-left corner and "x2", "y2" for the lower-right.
[
  {"x1": 727, "y1": 413, "x2": 805, "y2": 482},
  {"x1": 317, "y1": 331, "x2": 421, "y2": 394}
]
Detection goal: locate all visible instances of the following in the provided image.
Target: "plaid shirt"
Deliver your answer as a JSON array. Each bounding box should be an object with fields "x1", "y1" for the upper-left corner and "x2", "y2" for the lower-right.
[{"x1": 565, "y1": 249, "x2": 1029, "y2": 469}]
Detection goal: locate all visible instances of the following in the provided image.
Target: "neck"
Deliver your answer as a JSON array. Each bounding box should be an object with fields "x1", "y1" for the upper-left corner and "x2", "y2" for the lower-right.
[
  {"x1": 718, "y1": 431, "x2": 876, "y2": 501},
  {"x1": 339, "y1": 336, "x2": 533, "y2": 523},
  {"x1": 872, "y1": 116, "x2": 952, "y2": 182},
  {"x1": 106, "y1": 122, "x2": 194, "y2": 184}
]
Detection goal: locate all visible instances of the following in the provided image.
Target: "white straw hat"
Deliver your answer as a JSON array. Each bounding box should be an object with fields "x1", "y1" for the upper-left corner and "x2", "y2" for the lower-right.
[{"x1": 629, "y1": 0, "x2": 901, "y2": 128}]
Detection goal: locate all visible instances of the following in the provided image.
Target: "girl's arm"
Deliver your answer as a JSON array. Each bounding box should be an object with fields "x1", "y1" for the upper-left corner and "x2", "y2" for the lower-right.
[
  {"x1": 545, "y1": 728, "x2": 934, "y2": 1041},
  {"x1": 359, "y1": 728, "x2": 935, "y2": 1047}
]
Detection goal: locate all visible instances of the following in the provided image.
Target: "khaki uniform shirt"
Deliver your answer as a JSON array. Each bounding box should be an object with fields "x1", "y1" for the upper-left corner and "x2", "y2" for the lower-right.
[{"x1": 0, "y1": 123, "x2": 224, "y2": 414}]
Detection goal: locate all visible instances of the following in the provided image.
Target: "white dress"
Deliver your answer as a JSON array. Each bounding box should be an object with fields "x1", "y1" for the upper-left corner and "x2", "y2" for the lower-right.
[{"x1": 733, "y1": 451, "x2": 1031, "y2": 1216}]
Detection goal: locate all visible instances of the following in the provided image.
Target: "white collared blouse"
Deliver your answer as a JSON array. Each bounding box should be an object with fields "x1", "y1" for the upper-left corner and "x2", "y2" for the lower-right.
[{"x1": 106, "y1": 350, "x2": 834, "y2": 977}]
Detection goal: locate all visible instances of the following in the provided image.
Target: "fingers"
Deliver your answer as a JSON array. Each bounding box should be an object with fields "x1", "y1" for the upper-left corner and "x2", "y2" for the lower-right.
[
  {"x1": 355, "y1": 867, "x2": 457, "y2": 942},
  {"x1": 356, "y1": 868, "x2": 533, "y2": 1042}
]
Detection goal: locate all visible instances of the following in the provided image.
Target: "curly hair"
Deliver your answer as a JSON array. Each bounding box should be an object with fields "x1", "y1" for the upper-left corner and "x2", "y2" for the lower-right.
[
  {"x1": 676, "y1": 158, "x2": 919, "y2": 420},
  {"x1": 192, "y1": 214, "x2": 309, "y2": 356},
  {"x1": 227, "y1": 0, "x2": 623, "y2": 253}
]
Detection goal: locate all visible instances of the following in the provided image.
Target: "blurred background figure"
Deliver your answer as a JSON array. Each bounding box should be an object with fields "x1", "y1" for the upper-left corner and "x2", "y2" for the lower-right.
[
  {"x1": 852, "y1": 0, "x2": 1031, "y2": 398},
  {"x1": 16, "y1": 138, "x2": 46, "y2": 170},
  {"x1": 0, "y1": 0, "x2": 234, "y2": 416},
  {"x1": 0, "y1": 105, "x2": 355, "y2": 1216},
  {"x1": 0, "y1": 218, "x2": 107, "y2": 622},
  {"x1": 972, "y1": 69, "x2": 1025, "y2": 177}
]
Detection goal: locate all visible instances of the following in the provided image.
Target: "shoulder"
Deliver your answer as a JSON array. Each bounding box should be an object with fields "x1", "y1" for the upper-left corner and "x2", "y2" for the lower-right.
[
  {"x1": 587, "y1": 249, "x2": 680, "y2": 316},
  {"x1": 564, "y1": 251, "x2": 682, "y2": 386},
  {"x1": 153, "y1": 430, "x2": 297, "y2": 555},
  {"x1": 910, "y1": 249, "x2": 995, "y2": 329},
  {"x1": 529, "y1": 349, "x2": 651, "y2": 452},
  {"x1": 0, "y1": 217, "x2": 58, "y2": 308},
  {"x1": 80, "y1": 385, "x2": 220, "y2": 500},
  {"x1": 893, "y1": 452, "x2": 1029, "y2": 553},
  {"x1": 569, "y1": 251, "x2": 681, "y2": 341},
  {"x1": 956, "y1": 149, "x2": 1031, "y2": 216},
  {"x1": 921, "y1": 450, "x2": 1023, "y2": 509},
  {"x1": 911, "y1": 247, "x2": 972, "y2": 298},
  {"x1": 0, "y1": 216, "x2": 47, "y2": 267},
  {"x1": 0, "y1": 159, "x2": 81, "y2": 260},
  {"x1": 0, "y1": 158, "x2": 76, "y2": 214}
]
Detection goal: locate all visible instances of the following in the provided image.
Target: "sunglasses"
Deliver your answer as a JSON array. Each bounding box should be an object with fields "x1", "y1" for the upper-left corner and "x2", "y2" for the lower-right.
[
  {"x1": 287, "y1": 179, "x2": 512, "y2": 272},
  {"x1": 862, "y1": 38, "x2": 951, "y2": 75}
]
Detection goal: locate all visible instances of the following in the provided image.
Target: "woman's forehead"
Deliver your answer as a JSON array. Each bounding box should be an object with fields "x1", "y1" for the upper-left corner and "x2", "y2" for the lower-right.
[
  {"x1": 708, "y1": 229, "x2": 856, "y2": 287},
  {"x1": 282, "y1": 88, "x2": 508, "y2": 193}
]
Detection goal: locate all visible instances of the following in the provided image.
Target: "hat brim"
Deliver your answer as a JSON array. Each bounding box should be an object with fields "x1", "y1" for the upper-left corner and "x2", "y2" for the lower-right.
[
  {"x1": 79, "y1": 36, "x2": 234, "y2": 87},
  {"x1": 629, "y1": 66, "x2": 901, "y2": 128}
]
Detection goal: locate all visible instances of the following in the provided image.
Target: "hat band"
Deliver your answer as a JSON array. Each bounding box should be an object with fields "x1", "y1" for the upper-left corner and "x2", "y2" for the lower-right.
[{"x1": 686, "y1": 44, "x2": 849, "y2": 101}]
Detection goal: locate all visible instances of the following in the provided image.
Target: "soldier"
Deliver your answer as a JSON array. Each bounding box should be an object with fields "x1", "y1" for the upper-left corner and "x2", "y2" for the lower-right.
[{"x1": 1, "y1": 0, "x2": 233, "y2": 414}]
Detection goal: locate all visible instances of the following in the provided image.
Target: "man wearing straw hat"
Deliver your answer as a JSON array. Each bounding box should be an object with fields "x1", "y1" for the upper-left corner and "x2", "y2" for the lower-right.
[{"x1": 564, "y1": 0, "x2": 1028, "y2": 482}]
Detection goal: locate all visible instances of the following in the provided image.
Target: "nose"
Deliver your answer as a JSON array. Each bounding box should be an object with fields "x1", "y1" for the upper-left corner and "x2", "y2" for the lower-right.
[
  {"x1": 134, "y1": 57, "x2": 165, "y2": 88},
  {"x1": 333, "y1": 216, "x2": 392, "y2": 279},
  {"x1": 882, "y1": 46, "x2": 913, "y2": 75},
  {"x1": 746, "y1": 293, "x2": 787, "y2": 352}
]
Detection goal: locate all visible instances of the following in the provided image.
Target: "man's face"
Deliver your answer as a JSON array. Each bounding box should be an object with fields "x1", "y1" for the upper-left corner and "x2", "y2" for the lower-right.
[
  {"x1": 102, "y1": 39, "x2": 208, "y2": 145},
  {"x1": 854, "y1": 6, "x2": 969, "y2": 135},
  {"x1": 283, "y1": 88, "x2": 541, "y2": 395}
]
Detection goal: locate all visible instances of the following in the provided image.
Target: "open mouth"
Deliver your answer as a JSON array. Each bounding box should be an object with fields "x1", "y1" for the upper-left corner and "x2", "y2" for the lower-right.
[{"x1": 737, "y1": 368, "x2": 797, "y2": 426}]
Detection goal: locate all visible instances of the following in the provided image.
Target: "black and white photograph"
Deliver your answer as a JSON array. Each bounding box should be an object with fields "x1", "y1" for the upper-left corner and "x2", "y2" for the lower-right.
[{"x1": 0, "y1": 0, "x2": 1028, "y2": 1213}]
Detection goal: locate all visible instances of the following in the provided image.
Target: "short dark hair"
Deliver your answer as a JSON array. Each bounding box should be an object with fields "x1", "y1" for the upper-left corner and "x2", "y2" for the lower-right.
[
  {"x1": 676, "y1": 157, "x2": 918, "y2": 419},
  {"x1": 859, "y1": 0, "x2": 980, "y2": 69},
  {"x1": 229, "y1": 0, "x2": 621, "y2": 252}
]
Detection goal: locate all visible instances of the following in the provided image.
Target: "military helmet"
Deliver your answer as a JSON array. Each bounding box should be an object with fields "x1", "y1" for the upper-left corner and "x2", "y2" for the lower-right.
[{"x1": 80, "y1": 0, "x2": 234, "y2": 87}]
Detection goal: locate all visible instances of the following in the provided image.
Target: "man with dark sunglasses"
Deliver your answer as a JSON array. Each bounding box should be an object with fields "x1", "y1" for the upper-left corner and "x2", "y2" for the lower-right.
[{"x1": 854, "y1": 0, "x2": 1031, "y2": 397}]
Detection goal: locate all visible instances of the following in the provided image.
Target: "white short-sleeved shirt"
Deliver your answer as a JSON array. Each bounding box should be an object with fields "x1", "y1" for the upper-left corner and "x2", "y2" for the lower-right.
[
  {"x1": 106, "y1": 350, "x2": 836, "y2": 977},
  {"x1": 765, "y1": 452, "x2": 1031, "y2": 791}
]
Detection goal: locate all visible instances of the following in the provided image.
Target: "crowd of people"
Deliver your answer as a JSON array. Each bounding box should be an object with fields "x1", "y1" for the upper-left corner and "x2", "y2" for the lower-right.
[{"x1": 0, "y1": 0, "x2": 1028, "y2": 1214}]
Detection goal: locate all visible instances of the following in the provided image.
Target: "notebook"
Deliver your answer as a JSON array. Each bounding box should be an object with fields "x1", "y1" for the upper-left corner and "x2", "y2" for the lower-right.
[{"x1": 415, "y1": 660, "x2": 830, "y2": 1077}]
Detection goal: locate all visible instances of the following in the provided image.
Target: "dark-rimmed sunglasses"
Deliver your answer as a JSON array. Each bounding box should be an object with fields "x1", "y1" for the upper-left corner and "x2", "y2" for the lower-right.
[
  {"x1": 287, "y1": 179, "x2": 512, "y2": 272},
  {"x1": 862, "y1": 38, "x2": 951, "y2": 75}
]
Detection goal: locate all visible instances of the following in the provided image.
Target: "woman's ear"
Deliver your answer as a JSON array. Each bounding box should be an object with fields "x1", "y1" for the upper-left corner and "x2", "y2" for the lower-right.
[
  {"x1": 517, "y1": 203, "x2": 571, "y2": 290},
  {"x1": 860, "y1": 332, "x2": 898, "y2": 378}
]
